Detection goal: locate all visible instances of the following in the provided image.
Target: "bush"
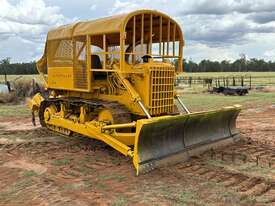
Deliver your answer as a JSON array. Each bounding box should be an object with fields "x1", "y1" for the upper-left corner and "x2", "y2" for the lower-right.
[{"x1": 13, "y1": 80, "x2": 33, "y2": 98}]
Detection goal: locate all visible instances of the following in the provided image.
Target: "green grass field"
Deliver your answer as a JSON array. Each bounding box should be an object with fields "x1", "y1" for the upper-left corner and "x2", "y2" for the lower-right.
[{"x1": 180, "y1": 91, "x2": 275, "y2": 111}]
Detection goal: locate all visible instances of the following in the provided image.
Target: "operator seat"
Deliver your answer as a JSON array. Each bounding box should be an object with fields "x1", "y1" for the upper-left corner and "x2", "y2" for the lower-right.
[
  {"x1": 91, "y1": 55, "x2": 107, "y2": 80},
  {"x1": 91, "y1": 55, "x2": 102, "y2": 69}
]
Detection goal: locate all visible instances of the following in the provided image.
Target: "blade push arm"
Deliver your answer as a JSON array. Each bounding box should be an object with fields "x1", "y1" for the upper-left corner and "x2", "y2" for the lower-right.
[{"x1": 117, "y1": 73, "x2": 151, "y2": 118}]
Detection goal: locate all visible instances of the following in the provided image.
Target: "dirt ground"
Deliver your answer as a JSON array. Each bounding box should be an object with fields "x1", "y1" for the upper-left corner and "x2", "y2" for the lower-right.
[{"x1": 0, "y1": 105, "x2": 274, "y2": 206}]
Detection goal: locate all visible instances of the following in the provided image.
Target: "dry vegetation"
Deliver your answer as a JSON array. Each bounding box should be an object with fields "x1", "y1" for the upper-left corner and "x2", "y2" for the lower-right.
[{"x1": 0, "y1": 79, "x2": 41, "y2": 104}]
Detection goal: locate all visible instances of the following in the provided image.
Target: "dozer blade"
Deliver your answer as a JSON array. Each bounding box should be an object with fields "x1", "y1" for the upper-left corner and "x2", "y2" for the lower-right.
[{"x1": 133, "y1": 105, "x2": 241, "y2": 175}]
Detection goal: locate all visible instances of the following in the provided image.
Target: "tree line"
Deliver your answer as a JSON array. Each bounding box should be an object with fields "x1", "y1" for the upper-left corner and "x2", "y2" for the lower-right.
[
  {"x1": 0, "y1": 58, "x2": 37, "y2": 75},
  {"x1": 180, "y1": 58, "x2": 275, "y2": 72},
  {"x1": 1, "y1": 57, "x2": 275, "y2": 74}
]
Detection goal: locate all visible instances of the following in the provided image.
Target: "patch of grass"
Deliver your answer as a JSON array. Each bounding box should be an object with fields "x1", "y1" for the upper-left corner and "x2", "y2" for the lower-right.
[
  {"x1": 83, "y1": 179, "x2": 93, "y2": 189},
  {"x1": 256, "y1": 195, "x2": 270, "y2": 204},
  {"x1": 22, "y1": 170, "x2": 37, "y2": 177},
  {"x1": 207, "y1": 159, "x2": 225, "y2": 168},
  {"x1": 0, "y1": 104, "x2": 30, "y2": 118},
  {"x1": 198, "y1": 178, "x2": 257, "y2": 205},
  {"x1": 0, "y1": 178, "x2": 34, "y2": 203},
  {"x1": 79, "y1": 156, "x2": 97, "y2": 164},
  {"x1": 207, "y1": 159, "x2": 275, "y2": 181},
  {"x1": 77, "y1": 166, "x2": 96, "y2": 175},
  {"x1": 111, "y1": 158, "x2": 121, "y2": 165},
  {"x1": 158, "y1": 184, "x2": 208, "y2": 206},
  {"x1": 244, "y1": 166, "x2": 275, "y2": 180},
  {"x1": 177, "y1": 191, "x2": 208, "y2": 206},
  {"x1": 111, "y1": 196, "x2": 128, "y2": 206},
  {"x1": 219, "y1": 190, "x2": 246, "y2": 204},
  {"x1": 62, "y1": 182, "x2": 85, "y2": 191},
  {"x1": 98, "y1": 173, "x2": 126, "y2": 182},
  {"x1": 82, "y1": 178, "x2": 109, "y2": 191},
  {"x1": 52, "y1": 158, "x2": 72, "y2": 166}
]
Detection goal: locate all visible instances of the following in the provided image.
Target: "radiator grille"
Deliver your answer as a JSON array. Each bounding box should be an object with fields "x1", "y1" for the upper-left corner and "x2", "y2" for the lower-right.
[{"x1": 149, "y1": 66, "x2": 175, "y2": 115}]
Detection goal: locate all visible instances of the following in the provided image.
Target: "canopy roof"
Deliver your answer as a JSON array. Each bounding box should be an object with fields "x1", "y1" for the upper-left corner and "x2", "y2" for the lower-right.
[{"x1": 47, "y1": 10, "x2": 183, "y2": 41}]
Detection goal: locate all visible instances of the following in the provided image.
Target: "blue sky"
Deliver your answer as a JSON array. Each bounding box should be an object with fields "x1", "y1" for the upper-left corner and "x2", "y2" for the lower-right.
[{"x1": 1, "y1": 0, "x2": 275, "y2": 63}]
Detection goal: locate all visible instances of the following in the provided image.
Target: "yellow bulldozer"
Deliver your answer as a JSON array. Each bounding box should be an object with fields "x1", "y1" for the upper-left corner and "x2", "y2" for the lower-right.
[{"x1": 29, "y1": 10, "x2": 241, "y2": 175}]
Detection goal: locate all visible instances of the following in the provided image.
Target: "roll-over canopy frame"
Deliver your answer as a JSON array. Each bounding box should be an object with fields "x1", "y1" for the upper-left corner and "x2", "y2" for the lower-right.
[{"x1": 41, "y1": 10, "x2": 184, "y2": 73}]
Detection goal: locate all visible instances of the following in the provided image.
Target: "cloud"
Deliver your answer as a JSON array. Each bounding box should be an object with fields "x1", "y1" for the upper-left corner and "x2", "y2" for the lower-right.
[
  {"x1": 264, "y1": 49, "x2": 275, "y2": 57},
  {"x1": 181, "y1": 1, "x2": 234, "y2": 15},
  {"x1": 90, "y1": 4, "x2": 97, "y2": 11},
  {"x1": 248, "y1": 11, "x2": 275, "y2": 24},
  {"x1": 170, "y1": 0, "x2": 275, "y2": 49},
  {"x1": 181, "y1": 0, "x2": 275, "y2": 15},
  {"x1": 0, "y1": 0, "x2": 71, "y2": 62},
  {"x1": 109, "y1": 0, "x2": 172, "y2": 15},
  {"x1": 177, "y1": 14, "x2": 247, "y2": 45},
  {"x1": 0, "y1": 0, "x2": 65, "y2": 25},
  {"x1": 184, "y1": 41, "x2": 238, "y2": 62},
  {"x1": 110, "y1": 0, "x2": 144, "y2": 14}
]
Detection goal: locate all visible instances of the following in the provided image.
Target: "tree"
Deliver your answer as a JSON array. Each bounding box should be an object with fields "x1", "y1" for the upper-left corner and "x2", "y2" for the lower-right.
[
  {"x1": 188, "y1": 60, "x2": 199, "y2": 72},
  {"x1": 220, "y1": 60, "x2": 231, "y2": 72},
  {"x1": 0, "y1": 57, "x2": 11, "y2": 65},
  {"x1": 0, "y1": 57, "x2": 11, "y2": 80}
]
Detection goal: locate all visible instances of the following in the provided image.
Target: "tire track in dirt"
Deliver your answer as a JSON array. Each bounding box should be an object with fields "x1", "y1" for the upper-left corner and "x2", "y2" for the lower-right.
[
  {"x1": 161, "y1": 139, "x2": 275, "y2": 204},
  {"x1": 169, "y1": 161, "x2": 275, "y2": 203},
  {"x1": 203, "y1": 139, "x2": 275, "y2": 169}
]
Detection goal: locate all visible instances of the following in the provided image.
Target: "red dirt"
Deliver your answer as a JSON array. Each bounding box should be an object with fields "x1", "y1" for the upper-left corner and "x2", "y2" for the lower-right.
[
  {"x1": 0, "y1": 117, "x2": 39, "y2": 131},
  {"x1": 0, "y1": 105, "x2": 274, "y2": 205}
]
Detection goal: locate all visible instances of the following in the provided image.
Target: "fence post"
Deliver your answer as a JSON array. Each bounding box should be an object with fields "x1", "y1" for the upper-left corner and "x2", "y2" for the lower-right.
[
  {"x1": 226, "y1": 77, "x2": 229, "y2": 87},
  {"x1": 189, "y1": 77, "x2": 192, "y2": 87}
]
